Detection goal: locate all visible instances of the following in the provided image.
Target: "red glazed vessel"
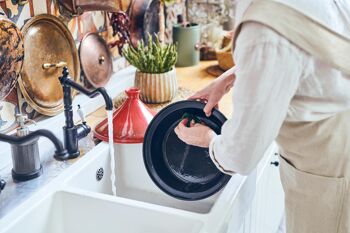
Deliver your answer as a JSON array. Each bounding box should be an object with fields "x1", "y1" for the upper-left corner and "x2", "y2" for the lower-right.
[{"x1": 94, "y1": 88, "x2": 156, "y2": 143}]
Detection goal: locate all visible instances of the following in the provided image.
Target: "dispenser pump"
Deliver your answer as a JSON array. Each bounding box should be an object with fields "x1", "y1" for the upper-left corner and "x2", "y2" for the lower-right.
[{"x1": 15, "y1": 114, "x2": 36, "y2": 137}]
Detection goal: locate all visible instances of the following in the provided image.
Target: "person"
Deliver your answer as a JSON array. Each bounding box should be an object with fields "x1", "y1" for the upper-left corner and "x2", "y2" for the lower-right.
[{"x1": 174, "y1": 0, "x2": 350, "y2": 232}]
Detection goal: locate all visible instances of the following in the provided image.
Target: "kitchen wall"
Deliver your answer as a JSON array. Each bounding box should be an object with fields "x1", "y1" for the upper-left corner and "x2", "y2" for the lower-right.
[
  {"x1": 1, "y1": 0, "x2": 107, "y2": 43},
  {"x1": 0, "y1": 1, "x2": 126, "y2": 129},
  {"x1": 0, "y1": 0, "x2": 208, "y2": 132}
]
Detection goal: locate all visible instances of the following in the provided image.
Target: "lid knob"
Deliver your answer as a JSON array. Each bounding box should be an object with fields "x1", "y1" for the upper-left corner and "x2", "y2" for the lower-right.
[{"x1": 98, "y1": 56, "x2": 105, "y2": 64}]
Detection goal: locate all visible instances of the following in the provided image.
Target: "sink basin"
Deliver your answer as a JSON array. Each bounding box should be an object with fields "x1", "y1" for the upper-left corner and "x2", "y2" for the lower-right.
[
  {"x1": 0, "y1": 140, "x2": 278, "y2": 233},
  {"x1": 2, "y1": 190, "x2": 203, "y2": 233},
  {"x1": 64, "y1": 143, "x2": 220, "y2": 214}
]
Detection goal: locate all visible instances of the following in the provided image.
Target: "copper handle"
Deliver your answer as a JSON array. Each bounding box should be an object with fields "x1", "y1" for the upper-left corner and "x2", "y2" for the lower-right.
[
  {"x1": 42, "y1": 61, "x2": 67, "y2": 69},
  {"x1": 98, "y1": 56, "x2": 105, "y2": 64}
]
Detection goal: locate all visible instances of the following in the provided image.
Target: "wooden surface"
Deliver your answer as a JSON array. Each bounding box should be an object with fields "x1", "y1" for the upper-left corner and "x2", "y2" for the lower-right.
[{"x1": 86, "y1": 61, "x2": 233, "y2": 127}]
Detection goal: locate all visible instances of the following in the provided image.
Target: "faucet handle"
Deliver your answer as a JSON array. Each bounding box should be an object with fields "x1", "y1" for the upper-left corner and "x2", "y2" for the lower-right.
[{"x1": 77, "y1": 105, "x2": 86, "y2": 124}]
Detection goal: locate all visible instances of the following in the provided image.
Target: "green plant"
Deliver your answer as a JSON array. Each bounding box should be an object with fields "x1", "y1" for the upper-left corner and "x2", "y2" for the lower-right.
[{"x1": 123, "y1": 34, "x2": 177, "y2": 74}]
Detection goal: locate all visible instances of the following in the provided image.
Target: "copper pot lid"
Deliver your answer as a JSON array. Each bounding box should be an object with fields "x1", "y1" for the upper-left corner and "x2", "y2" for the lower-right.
[
  {"x1": 79, "y1": 32, "x2": 113, "y2": 88},
  {"x1": 19, "y1": 14, "x2": 80, "y2": 116},
  {"x1": 0, "y1": 18, "x2": 24, "y2": 101}
]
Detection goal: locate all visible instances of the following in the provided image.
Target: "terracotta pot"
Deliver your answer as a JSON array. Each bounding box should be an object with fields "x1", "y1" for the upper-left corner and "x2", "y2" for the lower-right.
[{"x1": 134, "y1": 68, "x2": 177, "y2": 104}]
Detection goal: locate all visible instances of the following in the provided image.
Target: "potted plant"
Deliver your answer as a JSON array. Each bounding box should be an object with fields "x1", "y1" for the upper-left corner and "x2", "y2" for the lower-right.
[{"x1": 123, "y1": 34, "x2": 178, "y2": 104}]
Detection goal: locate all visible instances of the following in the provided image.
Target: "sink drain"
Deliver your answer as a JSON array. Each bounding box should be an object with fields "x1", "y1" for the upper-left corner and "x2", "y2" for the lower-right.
[{"x1": 96, "y1": 168, "x2": 104, "y2": 181}]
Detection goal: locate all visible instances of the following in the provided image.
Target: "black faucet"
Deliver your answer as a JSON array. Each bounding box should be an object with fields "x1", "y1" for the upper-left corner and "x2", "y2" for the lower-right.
[
  {"x1": 0, "y1": 129, "x2": 69, "y2": 160},
  {"x1": 59, "y1": 67, "x2": 113, "y2": 159}
]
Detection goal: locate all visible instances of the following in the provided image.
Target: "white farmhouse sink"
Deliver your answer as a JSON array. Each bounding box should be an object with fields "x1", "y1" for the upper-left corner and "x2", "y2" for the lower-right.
[
  {"x1": 0, "y1": 140, "x2": 278, "y2": 233},
  {"x1": 61, "y1": 142, "x2": 278, "y2": 233},
  {"x1": 65, "y1": 143, "x2": 219, "y2": 214},
  {"x1": 2, "y1": 190, "x2": 203, "y2": 233}
]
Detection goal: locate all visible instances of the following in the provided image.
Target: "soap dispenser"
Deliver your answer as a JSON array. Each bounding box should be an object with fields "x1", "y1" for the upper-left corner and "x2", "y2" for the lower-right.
[{"x1": 11, "y1": 114, "x2": 42, "y2": 182}]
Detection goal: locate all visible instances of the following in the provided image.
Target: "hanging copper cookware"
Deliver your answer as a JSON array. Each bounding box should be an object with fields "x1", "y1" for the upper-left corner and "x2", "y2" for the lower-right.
[
  {"x1": 57, "y1": 0, "x2": 121, "y2": 18},
  {"x1": 128, "y1": 0, "x2": 149, "y2": 47},
  {"x1": 0, "y1": 18, "x2": 24, "y2": 101},
  {"x1": 79, "y1": 32, "x2": 113, "y2": 88},
  {"x1": 19, "y1": 14, "x2": 80, "y2": 116}
]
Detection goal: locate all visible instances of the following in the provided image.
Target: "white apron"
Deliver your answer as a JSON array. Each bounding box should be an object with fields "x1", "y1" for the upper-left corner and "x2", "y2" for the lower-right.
[{"x1": 233, "y1": 1, "x2": 350, "y2": 232}]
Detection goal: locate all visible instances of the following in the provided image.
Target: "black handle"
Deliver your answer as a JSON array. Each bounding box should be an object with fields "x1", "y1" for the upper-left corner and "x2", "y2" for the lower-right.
[{"x1": 270, "y1": 161, "x2": 279, "y2": 167}]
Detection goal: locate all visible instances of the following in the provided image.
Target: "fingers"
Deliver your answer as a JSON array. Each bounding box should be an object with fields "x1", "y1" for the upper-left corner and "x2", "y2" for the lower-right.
[
  {"x1": 174, "y1": 122, "x2": 214, "y2": 148},
  {"x1": 190, "y1": 119, "x2": 195, "y2": 127},
  {"x1": 188, "y1": 91, "x2": 208, "y2": 101},
  {"x1": 180, "y1": 118, "x2": 188, "y2": 126},
  {"x1": 204, "y1": 100, "x2": 217, "y2": 117},
  {"x1": 174, "y1": 123, "x2": 188, "y2": 142}
]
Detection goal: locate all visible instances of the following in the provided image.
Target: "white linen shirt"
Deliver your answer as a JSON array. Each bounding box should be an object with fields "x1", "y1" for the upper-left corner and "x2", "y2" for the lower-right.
[{"x1": 209, "y1": 0, "x2": 350, "y2": 175}]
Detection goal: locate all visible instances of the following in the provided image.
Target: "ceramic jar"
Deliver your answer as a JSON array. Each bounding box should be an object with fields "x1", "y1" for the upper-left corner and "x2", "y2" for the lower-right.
[
  {"x1": 173, "y1": 23, "x2": 201, "y2": 67},
  {"x1": 134, "y1": 68, "x2": 177, "y2": 104}
]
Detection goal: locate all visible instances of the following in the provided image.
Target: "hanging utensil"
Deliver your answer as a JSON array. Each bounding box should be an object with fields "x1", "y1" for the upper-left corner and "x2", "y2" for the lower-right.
[
  {"x1": 79, "y1": 32, "x2": 113, "y2": 88},
  {"x1": 0, "y1": 18, "x2": 24, "y2": 101},
  {"x1": 19, "y1": 14, "x2": 80, "y2": 116}
]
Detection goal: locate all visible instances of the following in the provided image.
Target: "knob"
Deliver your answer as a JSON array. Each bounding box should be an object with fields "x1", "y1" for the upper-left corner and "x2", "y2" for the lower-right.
[
  {"x1": 270, "y1": 161, "x2": 279, "y2": 167},
  {"x1": 98, "y1": 56, "x2": 105, "y2": 64},
  {"x1": 0, "y1": 178, "x2": 6, "y2": 191}
]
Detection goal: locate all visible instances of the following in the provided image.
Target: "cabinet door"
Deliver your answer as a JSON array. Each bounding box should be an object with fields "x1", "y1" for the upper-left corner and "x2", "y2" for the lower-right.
[{"x1": 241, "y1": 152, "x2": 285, "y2": 233}]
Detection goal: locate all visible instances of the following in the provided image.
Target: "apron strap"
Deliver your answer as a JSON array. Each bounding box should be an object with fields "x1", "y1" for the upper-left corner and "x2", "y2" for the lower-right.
[{"x1": 233, "y1": 0, "x2": 350, "y2": 75}]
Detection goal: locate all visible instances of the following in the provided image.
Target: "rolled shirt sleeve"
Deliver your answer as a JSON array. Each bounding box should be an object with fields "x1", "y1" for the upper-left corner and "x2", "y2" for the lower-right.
[{"x1": 209, "y1": 23, "x2": 304, "y2": 175}]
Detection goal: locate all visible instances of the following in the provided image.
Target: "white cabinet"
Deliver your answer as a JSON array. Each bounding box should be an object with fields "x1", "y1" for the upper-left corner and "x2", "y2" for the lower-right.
[{"x1": 237, "y1": 148, "x2": 285, "y2": 233}]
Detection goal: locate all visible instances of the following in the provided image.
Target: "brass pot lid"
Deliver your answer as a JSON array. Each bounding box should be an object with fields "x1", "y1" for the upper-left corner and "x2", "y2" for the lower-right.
[
  {"x1": 19, "y1": 14, "x2": 80, "y2": 116},
  {"x1": 0, "y1": 18, "x2": 24, "y2": 101},
  {"x1": 79, "y1": 32, "x2": 113, "y2": 88}
]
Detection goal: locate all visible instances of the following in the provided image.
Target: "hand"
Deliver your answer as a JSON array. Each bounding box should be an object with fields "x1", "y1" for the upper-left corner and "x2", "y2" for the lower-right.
[
  {"x1": 189, "y1": 67, "x2": 235, "y2": 117},
  {"x1": 174, "y1": 119, "x2": 217, "y2": 148}
]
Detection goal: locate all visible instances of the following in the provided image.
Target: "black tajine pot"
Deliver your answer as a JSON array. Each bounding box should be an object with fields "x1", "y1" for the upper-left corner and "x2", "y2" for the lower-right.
[{"x1": 143, "y1": 100, "x2": 231, "y2": 201}]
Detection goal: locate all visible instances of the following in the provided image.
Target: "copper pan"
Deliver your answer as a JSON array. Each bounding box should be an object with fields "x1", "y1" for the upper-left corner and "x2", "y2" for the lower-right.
[{"x1": 79, "y1": 32, "x2": 113, "y2": 88}]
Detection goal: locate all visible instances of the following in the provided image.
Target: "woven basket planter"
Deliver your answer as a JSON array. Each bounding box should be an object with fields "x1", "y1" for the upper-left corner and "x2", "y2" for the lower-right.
[{"x1": 134, "y1": 69, "x2": 178, "y2": 104}]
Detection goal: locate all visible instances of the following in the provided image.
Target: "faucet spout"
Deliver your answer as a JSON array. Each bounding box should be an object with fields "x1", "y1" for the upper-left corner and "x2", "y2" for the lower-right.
[
  {"x1": 59, "y1": 67, "x2": 113, "y2": 110},
  {"x1": 0, "y1": 130, "x2": 68, "y2": 160}
]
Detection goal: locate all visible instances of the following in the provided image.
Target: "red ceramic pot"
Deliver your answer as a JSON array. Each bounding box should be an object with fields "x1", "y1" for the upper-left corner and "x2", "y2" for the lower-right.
[{"x1": 94, "y1": 88, "x2": 156, "y2": 143}]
